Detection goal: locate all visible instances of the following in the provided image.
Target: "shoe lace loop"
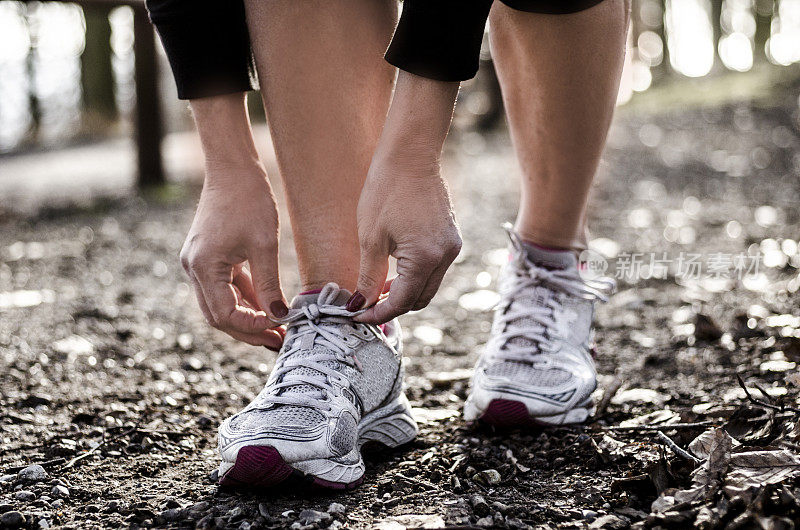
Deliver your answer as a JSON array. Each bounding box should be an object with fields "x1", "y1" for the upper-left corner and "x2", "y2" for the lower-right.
[
  {"x1": 255, "y1": 287, "x2": 366, "y2": 412},
  {"x1": 490, "y1": 228, "x2": 615, "y2": 364}
]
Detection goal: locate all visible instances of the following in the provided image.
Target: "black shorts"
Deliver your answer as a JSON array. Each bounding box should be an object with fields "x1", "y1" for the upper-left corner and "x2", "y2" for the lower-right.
[
  {"x1": 385, "y1": 0, "x2": 610, "y2": 82},
  {"x1": 501, "y1": 0, "x2": 606, "y2": 14}
]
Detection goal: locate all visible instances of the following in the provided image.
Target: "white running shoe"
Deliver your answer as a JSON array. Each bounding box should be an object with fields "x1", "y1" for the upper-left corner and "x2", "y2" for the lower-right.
[
  {"x1": 217, "y1": 283, "x2": 417, "y2": 489},
  {"x1": 464, "y1": 226, "x2": 614, "y2": 426}
]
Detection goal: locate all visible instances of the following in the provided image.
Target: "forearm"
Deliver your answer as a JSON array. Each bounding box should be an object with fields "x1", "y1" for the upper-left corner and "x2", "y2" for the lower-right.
[
  {"x1": 375, "y1": 71, "x2": 459, "y2": 165},
  {"x1": 189, "y1": 93, "x2": 262, "y2": 176}
]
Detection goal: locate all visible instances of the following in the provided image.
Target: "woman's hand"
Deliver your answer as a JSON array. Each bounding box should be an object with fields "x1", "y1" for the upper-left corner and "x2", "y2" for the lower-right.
[
  {"x1": 181, "y1": 93, "x2": 286, "y2": 349},
  {"x1": 347, "y1": 72, "x2": 462, "y2": 323},
  {"x1": 349, "y1": 157, "x2": 461, "y2": 324},
  {"x1": 181, "y1": 163, "x2": 287, "y2": 348}
]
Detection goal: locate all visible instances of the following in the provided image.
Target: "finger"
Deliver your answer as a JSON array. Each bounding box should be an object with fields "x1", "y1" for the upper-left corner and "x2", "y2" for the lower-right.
[
  {"x1": 227, "y1": 327, "x2": 284, "y2": 350},
  {"x1": 247, "y1": 241, "x2": 288, "y2": 320},
  {"x1": 354, "y1": 260, "x2": 429, "y2": 324},
  {"x1": 189, "y1": 269, "x2": 282, "y2": 348},
  {"x1": 188, "y1": 273, "x2": 216, "y2": 325},
  {"x1": 379, "y1": 277, "x2": 395, "y2": 301},
  {"x1": 412, "y1": 260, "x2": 451, "y2": 311},
  {"x1": 232, "y1": 265, "x2": 262, "y2": 310},
  {"x1": 196, "y1": 265, "x2": 272, "y2": 334},
  {"x1": 347, "y1": 245, "x2": 389, "y2": 312}
]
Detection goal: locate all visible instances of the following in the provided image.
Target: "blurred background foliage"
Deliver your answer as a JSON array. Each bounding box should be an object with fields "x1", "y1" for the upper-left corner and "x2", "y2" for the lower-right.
[{"x1": 1, "y1": 0, "x2": 800, "y2": 186}]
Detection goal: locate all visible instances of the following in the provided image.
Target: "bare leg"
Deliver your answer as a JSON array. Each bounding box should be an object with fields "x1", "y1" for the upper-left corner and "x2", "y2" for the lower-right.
[
  {"x1": 489, "y1": 0, "x2": 630, "y2": 249},
  {"x1": 244, "y1": 0, "x2": 397, "y2": 290}
]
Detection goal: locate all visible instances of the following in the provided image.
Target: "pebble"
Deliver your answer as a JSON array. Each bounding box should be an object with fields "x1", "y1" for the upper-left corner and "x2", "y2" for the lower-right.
[
  {"x1": 160, "y1": 508, "x2": 184, "y2": 522},
  {"x1": 469, "y1": 494, "x2": 489, "y2": 517},
  {"x1": 227, "y1": 506, "x2": 244, "y2": 520},
  {"x1": 37, "y1": 519, "x2": 50, "y2": 529},
  {"x1": 476, "y1": 516, "x2": 494, "y2": 527},
  {"x1": 474, "y1": 469, "x2": 501, "y2": 485},
  {"x1": 51, "y1": 500, "x2": 64, "y2": 509},
  {"x1": 189, "y1": 501, "x2": 211, "y2": 517},
  {"x1": 14, "y1": 491, "x2": 35, "y2": 502},
  {"x1": 51, "y1": 485, "x2": 70, "y2": 498},
  {"x1": 491, "y1": 501, "x2": 509, "y2": 514},
  {"x1": 297, "y1": 509, "x2": 331, "y2": 525},
  {"x1": 507, "y1": 517, "x2": 532, "y2": 530},
  {"x1": 0, "y1": 475, "x2": 15, "y2": 484},
  {"x1": 16, "y1": 465, "x2": 48, "y2": 483},
  {"x1": 258, "y1": 503, "x2": 270, "y2": 518},
  {"x1": 582, "y1": 509, "x2": 599, "y2": 520},
  {"x1": 196, "y1": 514, "x2": 215, "y2": 529},
  {"x1": 589, "y1": 514, "x2": 630, "y2": 529},
  {"x1": 0, "y1": 511, "x2": 26, "y2": 529},
  {"x1": 327, "y1": 503, "x2": 346, "y2": 515}
]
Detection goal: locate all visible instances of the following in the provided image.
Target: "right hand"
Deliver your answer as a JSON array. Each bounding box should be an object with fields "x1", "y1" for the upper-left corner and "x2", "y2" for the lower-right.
[{"x1": 180, "y1": 162, "x2": 287, "y2": 349}]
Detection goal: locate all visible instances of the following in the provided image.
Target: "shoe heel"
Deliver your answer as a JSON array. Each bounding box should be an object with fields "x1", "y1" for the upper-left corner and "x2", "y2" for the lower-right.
[{"x1": 359, "y1": 393, "x2": 418, "y2": 448}]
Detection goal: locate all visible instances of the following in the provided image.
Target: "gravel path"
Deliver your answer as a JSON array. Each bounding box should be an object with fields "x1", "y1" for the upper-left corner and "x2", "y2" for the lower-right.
[{"x1": 2, "y1": 94, "x2": 800, "y2": 529}]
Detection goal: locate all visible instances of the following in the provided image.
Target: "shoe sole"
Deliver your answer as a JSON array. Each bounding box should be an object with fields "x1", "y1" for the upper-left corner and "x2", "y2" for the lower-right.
[
  {"x1": 218, "y1": 393, "x2": 417, "y2": 490},
  {"x1": 477, "y1": 398, "x2": 593, "y2": 427}
]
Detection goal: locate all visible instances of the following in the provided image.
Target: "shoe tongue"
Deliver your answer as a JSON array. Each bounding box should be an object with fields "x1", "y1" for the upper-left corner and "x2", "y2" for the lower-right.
[
  {"x1": 281, "y1": 282, "x2": 353, "y2": 399},
  {"x1": 504, "y1": 243, "x2": 574, "y2": 350},
  {"x1": 290, "y1": 283, "x2": 352, "y2": 309},
  {"x1": 521, "y1": 241, "x2": 577, "y2": 270}
]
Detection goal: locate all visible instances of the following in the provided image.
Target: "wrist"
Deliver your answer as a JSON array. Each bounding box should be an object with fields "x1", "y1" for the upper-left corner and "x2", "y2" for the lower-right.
[
  {"x1": 190, "y1": 93, "x2": 261, "y2": 170},
  {"x1": 375, "y1": 71, "x2": 459, "y2": 165}
]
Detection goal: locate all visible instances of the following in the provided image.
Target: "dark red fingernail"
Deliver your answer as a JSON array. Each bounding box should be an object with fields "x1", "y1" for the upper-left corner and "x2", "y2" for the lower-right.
[
  {"x1": 269, "y1": 300, "x2": 288, "y2": 319},
  {"x1": 346, "y1": 291, "x2": 366, "y2": 312}
]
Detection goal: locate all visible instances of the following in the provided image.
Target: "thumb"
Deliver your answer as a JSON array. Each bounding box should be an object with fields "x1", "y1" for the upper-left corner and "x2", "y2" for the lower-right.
[
  {"x1": 248, "y1": 243, "x2": 288, "y2": 321},
  {"x1": 347, "y1": 245, "x2": 389, "y2": 312}
]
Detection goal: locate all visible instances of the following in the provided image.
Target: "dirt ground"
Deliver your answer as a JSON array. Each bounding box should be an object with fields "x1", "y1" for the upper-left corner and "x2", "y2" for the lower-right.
[{"x1": 2, "y1": 90, "x2": 800, "y2": 529}]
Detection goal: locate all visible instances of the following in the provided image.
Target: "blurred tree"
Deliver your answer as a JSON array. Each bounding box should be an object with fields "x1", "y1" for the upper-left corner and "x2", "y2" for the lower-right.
[
  {"x1": 80, "y1": 5, "x2": 117, "y2": 122},
  {"x1": 754, "y1": 0, "x2": 773, "y2": 61}
]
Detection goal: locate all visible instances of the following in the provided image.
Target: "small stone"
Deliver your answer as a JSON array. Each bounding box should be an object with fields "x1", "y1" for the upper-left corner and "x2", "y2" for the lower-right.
[
  {"x1": 582, "y1": 509, "x2": 599, "y2": 520},
  {"x1": 473, "y1": 469, "x2": 501, "y2": 485},
  {"x1": 491, "y1": 501, "x2": 509, "y2": 514},
  {"x1": 0, "y1": 475, "x2": 15, "y2": 484},
  {"x1": 208, "y1": 469, "x2": 219, "y2": 483},
  {"x1": 327, "y1": 503, "x2": 346, "y2": 515},
  {"x1": 37, "y1": 519, "x2": 50, "y2": 529},
  {"x1": 16, "y1": 464, "x2": 48, "y2": 483},
  {"x1": 0, "y1": 504, "x2": 12, "y2": 514},
  {"x1": 14, "y1": 490, "x2": 35, "y2": 502},
  {"x1": 239, "y1": 522, "x2": 252, "y2": 530},
  {"x1": 196, "y1": 514, "x2": 215, "y2": 530},
  {"x1": 163, "y1": 498, "x2": 181, "y2": 509},
  {"x1": 507, "y1": 517, "x2": 532, "y2": 530},
  {"x1": 51, "y1": 485, "x2": 70, "y2": 498},
  {"x1": 161, "y1": 508, "x2": 184, "y2": 522},
  {"x1": 258, "y1": 504, "x2": 270, "y2": 519},
  {"x1": 227, "y1": 506, "x2": 244, "y2": 520},
  {"x1": 0, "y1": 511, "x2": 26, "y2": 528},
  {"x1": 470, "y1": 495, "x2": 489, "y2": 517},
  {"x1": 297, "y1": 509, "x2": 331, "y2": 525},
  {"x1": 590, "y1": 514, "x2": 630, "y2": 530},
  {"x1": 104, "y1": 500, "x2": 120, "y2": 513},
  {"x1": 51, "y1": 500, "x2": 64, "y2": 509},
  {"x1": 477, "y1": 516, "x2": 494, "y2": 527}
]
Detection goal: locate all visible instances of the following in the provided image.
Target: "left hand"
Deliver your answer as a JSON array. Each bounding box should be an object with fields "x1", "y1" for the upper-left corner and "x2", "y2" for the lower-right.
[{"x1": 348, "y1": 154, "x2": 462, "y2": 324}]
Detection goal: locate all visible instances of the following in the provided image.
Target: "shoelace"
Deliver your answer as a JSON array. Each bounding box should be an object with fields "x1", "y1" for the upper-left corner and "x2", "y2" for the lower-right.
[
  {"x1": 489, "y1": 232, "x2": 615, "y2": 365},
  {"x1": 255, "y1": 297, "x2": 366, "y2": 413}
]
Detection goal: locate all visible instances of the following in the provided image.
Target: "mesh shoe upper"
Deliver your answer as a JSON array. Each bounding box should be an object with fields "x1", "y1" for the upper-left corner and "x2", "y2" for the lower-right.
[
  {"x1": 222, "y1": 284, "x2": 403, "y2": 446},
  {"x1": 476, "y1": 226, "x2": 614, "y2": 394}
]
